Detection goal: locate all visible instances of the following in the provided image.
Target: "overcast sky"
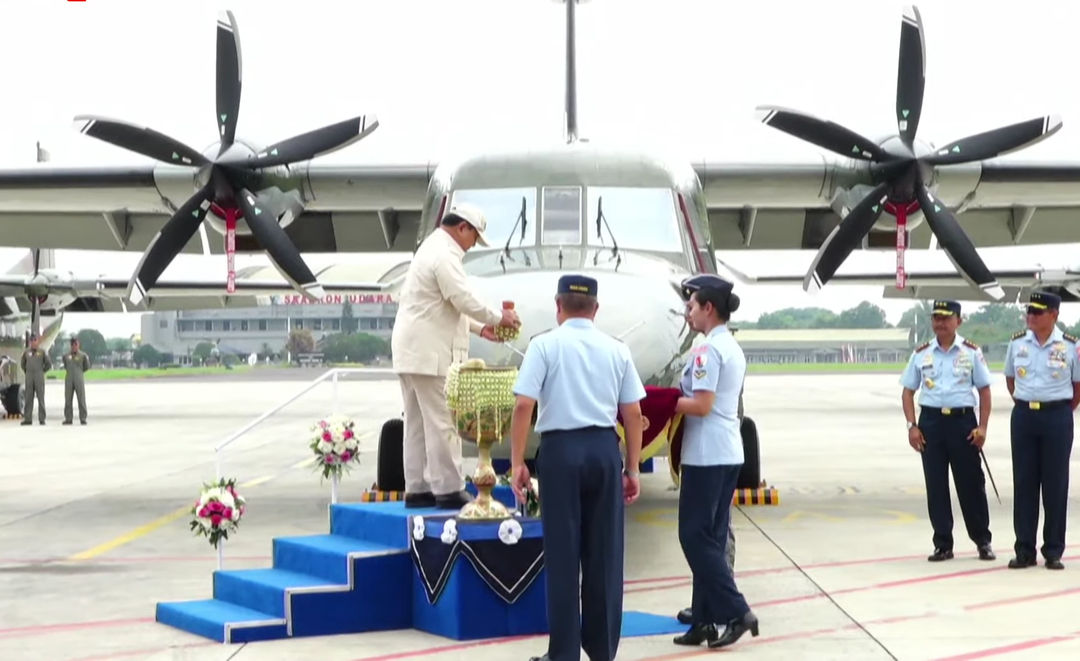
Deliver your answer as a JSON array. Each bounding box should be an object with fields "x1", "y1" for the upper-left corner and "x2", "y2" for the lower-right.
[{"x1": 1, "y1": 0, "x2": 1078, "y2": 336}]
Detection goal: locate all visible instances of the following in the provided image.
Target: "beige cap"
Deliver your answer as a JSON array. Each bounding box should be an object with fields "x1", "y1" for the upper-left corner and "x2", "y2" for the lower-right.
[{"x1": 444, "y1": 203, "x2": 490, "y2": 247}]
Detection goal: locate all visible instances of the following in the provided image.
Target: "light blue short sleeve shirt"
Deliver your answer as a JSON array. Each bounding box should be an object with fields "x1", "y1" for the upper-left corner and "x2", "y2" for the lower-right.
[
  {"x1": 679, "y1": 325, "x2": 746, "y2": 467},
  {"x1": 900, "y1": 334, "x2": 992, "y2": 408}
]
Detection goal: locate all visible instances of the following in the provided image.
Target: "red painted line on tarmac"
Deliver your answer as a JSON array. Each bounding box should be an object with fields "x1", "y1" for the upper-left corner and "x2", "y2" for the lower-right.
[
  {"x1": 0, "y1": 555, "x2": 270, "y2": 565},
  {"x1": 0, "y1": 617, "x2": 154, "y2": 638},
  {"x1": 933, "y1": 631, "x2": 1080, "y2": 661}
]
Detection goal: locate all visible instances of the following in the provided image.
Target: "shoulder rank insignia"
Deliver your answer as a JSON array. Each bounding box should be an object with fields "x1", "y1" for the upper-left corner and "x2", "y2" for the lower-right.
[
  {"x1": 962, "y1": 339, "x2": 979, "y2": 350},
  {"x1": 914, "y1": 342, "x2": 931, "y2": 353},
  {"x1": 1011, "y1": 330, "x2": 1027, "y2": 341},
  {"x1": 1064, "y1": 333, "x2": 1078, "y2": 344}
]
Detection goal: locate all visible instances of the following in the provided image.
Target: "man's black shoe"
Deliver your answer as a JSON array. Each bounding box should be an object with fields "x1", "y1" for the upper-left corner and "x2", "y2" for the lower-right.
[
  {"x1": 404, "y1": 492, "x2": 435, "y2": 508},
  {"x1": 927, "y1": 548, "x2": 954, "y2": 562},
  {"x1": 1046, "y1": 558, "x2": 1065, "y2": 570},
  {"x1": 435, "y1": 490, "x2": 473, "y2": 509},
  {"x1": 677, "y1": 607, "x2": 692, "y2": 625},
  {"x1": 62, "y1": 420, "x2": 72, "y2": 425},
  {"x1": 673, "y1": 623, "x2": 718, "y2": 646},
  {"x1": 977, "y1": 545, "x2": 996, "y2": 561},
  {"x1": 1008, "y1": 556, "x2": 1037, "y2": 568},
  {"x1": 19, "y1": 420, "x2": 30, "y2": 426},
  {"x1": 528, "y1": 655, "x2": 550, "y2": 661}
]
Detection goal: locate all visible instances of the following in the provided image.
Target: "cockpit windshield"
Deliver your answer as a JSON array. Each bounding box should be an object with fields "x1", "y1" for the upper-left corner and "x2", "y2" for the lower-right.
[
  {"x1": 585, "y1": 187, "x2": 682, "y2": 253},
  {"x1": 450, "y1": 187, "x2": 537, "y2": 250}
]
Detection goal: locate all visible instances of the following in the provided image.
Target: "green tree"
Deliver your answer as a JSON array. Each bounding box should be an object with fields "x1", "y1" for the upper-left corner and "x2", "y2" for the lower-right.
[
  {"x1": 837, "y1": 301, "x2": 889, "y2": 328},
  {"x1": 341, "y1": 300, "x2": 359, "y2": 334},
  {"x1": 108, "y1": 337, "x2": 133, "y2": 352},
  {"x1": 755, "y1": 307, "x2": 838, "y2": 329},
  {"x1": 192, "y1": 341, "x2": 215, "y2": 364},
  {"x1": 76, "y1": 329, "x2": 109, "y2": 360},
  {"x1": 286, "y1": 329, "x2": 315, "y2": 361},
  {"x1": 320, "y1": 332, "x2": 390, "y2": 363},
  {"x1": 1066, "y1": 318, "x2": 1080, "y2": 336},
  {"x1": 133, "y1": 344, "x2": 162, "y2": 368},
  {"x1": 898, "y1": 300, "x2": 935, "y2": 344}
]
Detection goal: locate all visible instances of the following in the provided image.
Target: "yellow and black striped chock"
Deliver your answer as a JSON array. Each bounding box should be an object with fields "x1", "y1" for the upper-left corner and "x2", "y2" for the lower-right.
[
  {"x1": 732, "y1": 484, "x2": 779, "y2": 506},
  {"x1": 360, "y1": 490, "x2": 404, "y2": 503}
]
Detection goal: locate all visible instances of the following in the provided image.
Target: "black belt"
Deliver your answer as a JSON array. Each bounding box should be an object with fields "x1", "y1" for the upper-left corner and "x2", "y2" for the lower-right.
[
  {"x1": 921, "y1": 406, "x2": 974, "y2": 416},
  {"x1": 541, "y1": 426, "x2": 615, "y2": 436},
  {"x1": 1014, "y1": 399, "x2": 1071, "y2": 411}
]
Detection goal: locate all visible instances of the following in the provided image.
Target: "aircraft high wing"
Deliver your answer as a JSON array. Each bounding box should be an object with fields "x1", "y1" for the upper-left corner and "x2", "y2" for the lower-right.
[
  {"x1": 716, "y1": 249, "x2": 1080, "y2": 304},
  {"x1": 1, "y1": 4, "x2": 1080, "y2": 307}
]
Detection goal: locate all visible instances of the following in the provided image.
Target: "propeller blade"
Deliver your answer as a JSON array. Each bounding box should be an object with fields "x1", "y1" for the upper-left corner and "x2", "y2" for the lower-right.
[
  {"x1": 235, "y1": 187, "x2": 325, "y2": 301},
  {"x1": 804, "y1": 182, "x2": 890, "y2": 293},
  {"x1": 73, "y1": 115, "x2": 209, "y2": 167},
  {"x1": 216, "y1": 10, "x2": 242, "y2": 152},
  {"x1": 246, "y1": 115, "x2": 379, "y2": 168},
  {"x1": 756, "y1": 106, "x2": 888, "y2": 161},
  {"x1": 896, "y1": 5, "x2": 926, "y2": 146},
  {"x1": 128, "y1": 183, "x2": 216, "y2": 305},
  {"x1": 915, "y1": 185, "x2": 1005, "y2": 300},
  {"x1": 32, "y1": 248, "x2": 39, "y2": 276},
  {"x1": 925, "y1": 115, "x2": 1062, "y2": 166}
]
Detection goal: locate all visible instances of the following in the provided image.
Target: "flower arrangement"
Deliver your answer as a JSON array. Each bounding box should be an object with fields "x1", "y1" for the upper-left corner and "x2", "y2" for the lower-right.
[
  {"x1": 445, "y1": 359, "x2": 517, "y2": 442},
  {"x1": 310, "y1": 414, "x2": 359, "y2": 479},
  {"x1": 190, "y1": 478, "x2": 246, "y2": 549}
]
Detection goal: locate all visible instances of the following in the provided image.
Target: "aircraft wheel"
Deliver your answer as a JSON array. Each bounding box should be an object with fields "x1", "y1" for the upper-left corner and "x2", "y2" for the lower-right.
[
  {"x1": 1, "y1": 385, "x2": 21, "y2": 416},
  {"x1": 376, "y1": 417, "x2": 405, "y2": 492},
  {"x1": 737, "y1": 416, "x2": 761, "y2": 489}
]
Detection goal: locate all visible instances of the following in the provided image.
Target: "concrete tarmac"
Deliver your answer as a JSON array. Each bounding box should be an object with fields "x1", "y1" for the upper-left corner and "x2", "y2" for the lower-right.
[{"x1": 1, "y1": 370, "x2": 1078, "y2": 660}]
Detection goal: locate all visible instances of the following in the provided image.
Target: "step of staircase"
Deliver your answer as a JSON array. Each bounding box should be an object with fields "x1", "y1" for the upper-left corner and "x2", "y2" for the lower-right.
[{"x1": 155, "y1": 599, "x2": 287, "y2": 644}]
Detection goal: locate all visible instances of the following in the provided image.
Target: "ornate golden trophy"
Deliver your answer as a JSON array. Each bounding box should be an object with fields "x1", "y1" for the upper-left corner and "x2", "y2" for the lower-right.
[{"x1": 446, "y1": 358, "x2": 518, "y2": 520}]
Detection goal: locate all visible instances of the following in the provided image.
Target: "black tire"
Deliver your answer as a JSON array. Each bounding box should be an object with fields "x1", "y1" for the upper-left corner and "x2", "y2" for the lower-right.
[
  {"x1": 376, "y1": 418, "x2": 405, "y2": 492},
  {"x1": 1, "y1": 385, "x2": 21, "y2": 416},
  {"x1": 737, "y1": 416, "x2": 761, "y2": 489}
]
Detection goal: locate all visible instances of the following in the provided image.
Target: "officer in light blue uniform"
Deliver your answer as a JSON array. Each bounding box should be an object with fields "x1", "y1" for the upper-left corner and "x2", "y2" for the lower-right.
[
  {"x1": 1003, "y1": 291, "x2": 1080, "y2": 570},
  {"x1": 671, "y1": 275, "x2": 758, "y2": 650},
  {"x1": 900, "y1": 299, "x2": 995, "y2": 562},
  {"x1": 510, "y1": 274, "x2": 646, "y2": 661}
]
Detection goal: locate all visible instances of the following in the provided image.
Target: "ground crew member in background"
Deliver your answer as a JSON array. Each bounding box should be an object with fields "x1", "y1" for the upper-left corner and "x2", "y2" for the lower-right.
[
  {"x1": 510, "y1": 274, "x2": 645, "y2": 661},
  {"x1": 675, "y1": 273, "x2": 740, "y2": 627},
  {"x1": 20, "y1": 334, "x2": 51, "y2": 425},
  {"x1": 671, "y1": 276, "x2": 758, "y2": 650},
  {"x1": 63, "y1": 337, "x2": 90, "y2": 425},
  {"x1": 392, "y1": 203, "x2": 520, "y2": 509},
  {"x1": 901, "y1": 299, "x2": 995, "y2": 562},
  {"x1": 1003, "y1": 291, "x2": 1080, "y2": 570}
]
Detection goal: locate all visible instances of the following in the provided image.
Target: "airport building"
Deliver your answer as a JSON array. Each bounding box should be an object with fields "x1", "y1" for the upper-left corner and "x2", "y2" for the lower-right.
[
  {"x1": 139, "y1": 293, "x2": 398, "y2": 360},
  {"x1": 733, "y1": 328, "x2": 914, "y2": 364}
]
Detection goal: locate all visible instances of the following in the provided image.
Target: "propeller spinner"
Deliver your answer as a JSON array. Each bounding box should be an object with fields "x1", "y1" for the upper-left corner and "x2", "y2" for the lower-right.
[
  {"x1": 756, "y1": 5, "x2": 1061, "y2": 301},
  {"x1": 73, "y1": 11, "x2": 378, "y2": 305}
]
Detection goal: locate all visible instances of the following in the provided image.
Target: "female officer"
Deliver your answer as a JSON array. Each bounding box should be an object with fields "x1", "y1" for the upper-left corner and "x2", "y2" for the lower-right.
[{"x1": 671, "y1": 275, "x2": 759, "y2": 649}]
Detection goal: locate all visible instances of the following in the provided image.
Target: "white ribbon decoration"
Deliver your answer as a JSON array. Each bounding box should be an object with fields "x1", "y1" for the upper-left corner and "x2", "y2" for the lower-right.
[
  {"x1": 498, "y1": 518, "x2": 523, "y2": 545},
  {"x1": 412, "y1": 515, "x2": 426, "y2": 541},
  {"x1": 441, "y1": 519, "x2": 458, "y2": 545}
]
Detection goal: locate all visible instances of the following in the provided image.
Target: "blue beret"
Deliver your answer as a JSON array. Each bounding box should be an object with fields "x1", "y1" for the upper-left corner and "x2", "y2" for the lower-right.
[
  {"x1": 1028, "y1": 291, "x2": 1061, "y2": 310},
  {"x1": 558, "y1": 274, "x2": 597, "y2": 297},
  {"x1": 932, "y1": 299, "x2": 961, "y2": 316}
]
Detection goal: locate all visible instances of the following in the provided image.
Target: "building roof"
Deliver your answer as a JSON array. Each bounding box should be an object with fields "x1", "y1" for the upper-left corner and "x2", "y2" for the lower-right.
[{"x1": 733, "y1": 327, "x2": 912, "y2": 350}]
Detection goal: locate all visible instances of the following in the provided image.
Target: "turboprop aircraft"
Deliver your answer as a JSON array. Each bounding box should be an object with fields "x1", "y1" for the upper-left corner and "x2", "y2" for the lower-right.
[{"x1": 3, "y1": 2, "x2": 1080, "y2": 474}]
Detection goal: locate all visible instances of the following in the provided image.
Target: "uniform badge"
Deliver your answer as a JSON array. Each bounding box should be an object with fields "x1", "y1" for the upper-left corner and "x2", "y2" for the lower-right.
[
  {"x1": 695, "y1": 354, "x2": 707, "y2": 368},
  {"x1": 693, "y1": 369, "x2": 706, "y2": 379},
  {"x1": 924, "y1": 378, "x2": 935, "y2": 389},
  {"x1": 1017, "y1": 367, "x2": 1027, "y2": 377},
  {"x1": 1017, "y1": 347, "x2": 1029, "y2": 358}
]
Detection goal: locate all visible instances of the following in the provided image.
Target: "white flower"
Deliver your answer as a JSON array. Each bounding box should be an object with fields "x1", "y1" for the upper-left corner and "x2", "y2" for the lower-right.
[
  {"x1": 440, "y1": 519, "x2": 458, "y2": 545},
  {"x1": 333, "y1": 441, "x2": 346, "y2": 456},
  {"x1": 412, "y1": 516, "x2": 426, "y2": 541},
  {"x1": 230, "y1": 508, "x2": 241, "y2": 522},
  {"x1": 218, "y1": 491, "x2": 235, "y2": 510},
  {"x1": 498, "y1": 519, "x2": 522, "y2": 545}
]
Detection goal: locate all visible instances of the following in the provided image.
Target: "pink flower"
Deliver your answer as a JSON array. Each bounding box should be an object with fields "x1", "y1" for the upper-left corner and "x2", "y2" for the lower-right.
[
  {"x1": 322, "y1": 432, "x2": 333, "y2": 442},
  {"x1": 210, "y1": 514, "x2": 223, "y2": 527},
  {"x1": 239, "y1": 506, "x2": 246, "y2": 515},
  {"x1": 223, "y1": 507, "x2": 233, "y2": 520},
  {"x1": 340, "y1": 451, "x2": 352, "y2": 462},
  {"x1": 199, "y1": 506, "x2": 210, "y2": 517},
  {"x1": 209, "y1": 501, "x2": 225, "y2": 514},
  {"x1": 324, "y1": 455, "x2": 335, "y2": 464},
  {"x1": 343, "y1": 429, "x2": 354, "y2": 440}
]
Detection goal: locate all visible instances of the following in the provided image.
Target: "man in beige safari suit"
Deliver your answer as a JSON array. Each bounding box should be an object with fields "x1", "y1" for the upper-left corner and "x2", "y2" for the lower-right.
[{"x1": 391, "y1": 203, "x2": 521, "y2": 509}]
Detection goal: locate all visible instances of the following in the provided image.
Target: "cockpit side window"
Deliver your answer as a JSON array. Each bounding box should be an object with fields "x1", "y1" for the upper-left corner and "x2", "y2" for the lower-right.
[
  {"x1": 541, "y1": 186, "x2": 582, "y2": 245},
  {"x1": 449, "y1": 187, "x2": 537, "y2": 251}
]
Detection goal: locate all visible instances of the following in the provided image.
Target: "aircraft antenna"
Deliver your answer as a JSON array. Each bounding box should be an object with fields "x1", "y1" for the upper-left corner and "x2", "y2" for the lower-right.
[{"x1": 564, "y1": 0, "x2": 579, "y2": 143}]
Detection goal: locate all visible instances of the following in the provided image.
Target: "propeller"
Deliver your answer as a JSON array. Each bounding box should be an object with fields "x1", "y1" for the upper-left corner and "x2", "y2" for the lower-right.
[
  {"x1": 74, "y1": 11, "x2": 378, "y2": 306},
  {"x1": 756, "y1": 5, "x2": 1061, "y2": 300}
]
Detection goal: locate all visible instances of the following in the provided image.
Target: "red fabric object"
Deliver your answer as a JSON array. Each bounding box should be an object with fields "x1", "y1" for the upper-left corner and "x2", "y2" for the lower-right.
[{"x1": 617, "y1": 385, "x2": 681, "y2": 452}]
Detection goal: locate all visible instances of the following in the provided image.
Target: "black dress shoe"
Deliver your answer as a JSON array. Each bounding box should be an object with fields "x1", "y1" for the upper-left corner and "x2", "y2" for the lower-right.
[
  {"x1": 977, "y1": 545, "x2": 996, "y2": 561},
  {"x1": 62, "y1": 420, "x2": 72, "y2": 425},
  {"x1": 927, "y1": 548, "x2": 954, "y2": 562},
  {"x1": 674, "y1": 623, "x2": 718, "y2": 646},
  {"x1": 404, "y1": 491, "x2": 435, "y2": 508},
  {"x1": 19, "y1": 420, "x2": 30, "y2": 426},
  {"x1": 709, "y1": 611, "x2": 759, "y2": 649},
  {"x1": 1008, "y1": 556, "x2": 1037, "y2": 569},
  {"x1": 528, "y1": 655, "x2": 550, "y2": 661},
  {"x1": 1045, "y1": 558, "x2": 1065, "y2": 570},
  {"x1": 677, "y1": 607, "x2": 692, "y2": 625},
  {"x1": 435, "y1": 490, "x2": 474, "y2": 509}
]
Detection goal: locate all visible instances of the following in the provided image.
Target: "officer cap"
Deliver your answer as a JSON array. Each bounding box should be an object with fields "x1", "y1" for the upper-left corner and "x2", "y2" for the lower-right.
[
  {"x1": 1028, "y1": 290, "x2": 1061, "y2": 311},
  {"x1": 679, "y1": 273, "x2": 733, "y2": 302},
  {"x1": 557, "y1": 274, "x2": 598, "y2": 297},
  {"x1": 931, "y1": 299, "x2": 961, "y2": 316}
]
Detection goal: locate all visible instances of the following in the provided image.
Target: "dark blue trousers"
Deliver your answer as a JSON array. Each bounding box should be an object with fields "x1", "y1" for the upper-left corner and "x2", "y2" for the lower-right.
[
  {"x1": 917, "y1": 407, "x2": 991, "y2": 550},
  {"x1": 678, "y1": 464, "x2": 749, "y2": 625},
  {"x1": 1010, "y1": 403, "x2": 1074, "y2": 561},
  {"x1": 537, "y1": 427, "x2": 624, "y2": 661}
]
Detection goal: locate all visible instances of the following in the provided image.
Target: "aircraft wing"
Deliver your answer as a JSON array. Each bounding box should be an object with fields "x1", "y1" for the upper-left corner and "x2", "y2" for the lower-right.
[
  {"x1": 716, "y1": 249, "x2": 1080, "y2": 303},
  {"x1": 695, "y1": 159, "x2": 1080, "y2": 251},
  {"x1": 0, "y1": 162, "x2": 433, "y2": 254}
]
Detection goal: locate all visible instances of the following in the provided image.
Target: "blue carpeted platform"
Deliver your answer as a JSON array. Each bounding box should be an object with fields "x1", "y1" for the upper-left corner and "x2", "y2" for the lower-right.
[{"x1": 156, "y1": 492, "x2": 681, "y2": 645}]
